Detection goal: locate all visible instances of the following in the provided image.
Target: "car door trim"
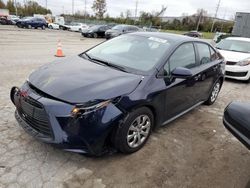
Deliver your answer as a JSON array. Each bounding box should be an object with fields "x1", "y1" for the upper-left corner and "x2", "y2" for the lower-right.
[{"x1": 161, "y1": 101, "x2": 204, "y2": 126}]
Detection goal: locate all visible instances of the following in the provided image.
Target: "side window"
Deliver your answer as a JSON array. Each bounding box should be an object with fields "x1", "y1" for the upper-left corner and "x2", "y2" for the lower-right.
[
  {"x1": 163, "y1": 62, "x2": 170, "y2": 76},
  {"x1": 169, "y1": 43, "x2": 196, "y2": 73},
  {"x1": 196, "y1": 43, "x2": 211, "y2": 64},
  {"x1": 210, "y1": 47, "x2": 219, "y2": 61}
]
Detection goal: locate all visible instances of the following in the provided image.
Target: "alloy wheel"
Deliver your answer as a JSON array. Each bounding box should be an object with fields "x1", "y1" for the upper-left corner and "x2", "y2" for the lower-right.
[
  {"x1": 210, "y1": 82, "x2": 220, "y2": 102},
  {"x1": 127, "y1": 115, "x2": 151, "y2": 148}
]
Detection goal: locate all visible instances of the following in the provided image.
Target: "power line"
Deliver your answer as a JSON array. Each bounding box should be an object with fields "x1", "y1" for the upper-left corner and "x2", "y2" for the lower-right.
[{"x1": 211, "y1": 0, "x2": 222, "y2": 32}]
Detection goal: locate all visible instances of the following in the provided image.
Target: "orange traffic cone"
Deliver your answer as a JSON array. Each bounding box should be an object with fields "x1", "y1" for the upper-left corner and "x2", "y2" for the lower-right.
[{"x1": 55, "y1": 40, "x2": 65, "y2": 57}]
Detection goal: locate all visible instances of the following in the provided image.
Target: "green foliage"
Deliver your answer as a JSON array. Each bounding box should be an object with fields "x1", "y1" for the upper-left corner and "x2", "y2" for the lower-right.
[
  {"x1": 0, "y1": 0, "x2": 5, "y2": 9},
  {"x1": 4, "y1": 0, "x2": 51, "y2": 16},
  {"x1": 6, "y1": 0, "x2": 15, "y2": 14},
  {"x1": 92, "y1": 0, "x2": 106, "y2": 19}
]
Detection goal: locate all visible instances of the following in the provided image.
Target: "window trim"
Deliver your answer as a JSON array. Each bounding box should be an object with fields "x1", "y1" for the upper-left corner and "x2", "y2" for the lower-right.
[
  {"x1": 194, "y1": 41, "x2": 219, "y2": 66},
  {"x1": 158, "y1": 42, "x2": 198, "y2": 78}
]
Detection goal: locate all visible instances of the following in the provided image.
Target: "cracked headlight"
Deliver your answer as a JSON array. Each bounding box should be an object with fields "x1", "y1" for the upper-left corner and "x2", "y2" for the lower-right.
[
  {"x1": 71, "y1": 97, "x2": 121, "y2": 116},
  {"x1": 71, "y1": 100, "x2": 111, "y2": 116}
]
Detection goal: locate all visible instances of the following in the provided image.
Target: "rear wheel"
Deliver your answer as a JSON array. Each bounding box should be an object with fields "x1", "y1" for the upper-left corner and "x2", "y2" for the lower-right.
[
  {"x1": 49, "y1": 25, "x2": 53, "y2": 29},
  {"x1": 205, "y1": 80, "x2": 221, "y2": 105},
  {"x1": 113, "y1": 107, "x2": 153, "y2": 154},
  {"x1": 93, "y1": 33, "x2": 98, "y2": 38},
  {"x1": 41, "y1": 25, "x2": 45, "y2": 30}
]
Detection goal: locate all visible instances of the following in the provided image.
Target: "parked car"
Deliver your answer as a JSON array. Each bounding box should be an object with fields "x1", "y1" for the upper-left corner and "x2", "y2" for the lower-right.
[
  {"x1": 223, "y1": 102, "x2": 250, "y2": 150},
  {"x1": 213, "y1": 32, "x2": 227, "y2": 43},
  {"x1": 183, "y1": 31, "x2": 202, "y2": 38},
  {"x1": 59, "y1": 23, "x2": 71, "y2": 30},
  {"x1": 82, "y1": 25, "x2": 110, "y2": 38},
  {"x1": 105, "y1": 24, "x2": 140, "y2": 39},
  {"x1": 143, "y1": 26, "x2": 159, "y2": 32},
  {"x1": 69, "y1": 22, "x2": 88, "y2": 32},
  {"x1": 10, "y1": 33, "x2": 224, "y2": 156},
  {"x1": 48, "y1": 22, "x2": 60, "y2": 30},
  {"x1": 0, "y1": 16, "x2": 12, "y2": 25},
  {"x1": 16, "y1": 17, "x2": 47, "y2": 29},
  {"x1": 216, "y1": 37, "x2": 250, "y2": 82},
  {"x1": 8, "y1": 15, "x2": 20, "y2": 24}
]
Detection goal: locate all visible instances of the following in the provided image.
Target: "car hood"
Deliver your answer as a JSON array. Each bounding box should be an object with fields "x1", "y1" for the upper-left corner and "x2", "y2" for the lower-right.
[
  {"x1": 218, "y1": 49, "x2": 250, "y2": 62},
  {"x1": 28, "y1": 56, "x2": 142, "y2": 104}
]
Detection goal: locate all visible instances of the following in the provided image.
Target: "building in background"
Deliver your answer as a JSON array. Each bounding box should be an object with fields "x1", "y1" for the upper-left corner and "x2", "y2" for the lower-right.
[{"x1": 232, "y1": 12, "x2": 250, "y2": 38}]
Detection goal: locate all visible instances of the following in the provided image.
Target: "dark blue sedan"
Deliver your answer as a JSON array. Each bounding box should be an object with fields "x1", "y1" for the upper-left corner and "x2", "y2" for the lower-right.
[
  {"x1": 16, "y1": 17, "x2": 47, "y2": 29},
  {"x1": 11, "y1": 33, "x2": 225, "y2": 155}
]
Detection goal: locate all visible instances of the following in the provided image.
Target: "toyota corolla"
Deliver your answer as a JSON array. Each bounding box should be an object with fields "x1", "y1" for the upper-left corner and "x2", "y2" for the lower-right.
[{"x1": 11, "y1": 33, "x2": 224, "y2": 155}]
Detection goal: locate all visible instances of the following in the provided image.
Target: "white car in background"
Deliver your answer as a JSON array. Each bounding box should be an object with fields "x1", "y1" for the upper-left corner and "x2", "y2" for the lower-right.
[
  {"x1": 48, "y1": 23, "x2": 59, "y2": 30},
  {"x1": 68, "y1": 23, "x2": 88, "y2": 32},
  {"x1": 216, "y1": 37, "x2": 250, "y2": 82}
]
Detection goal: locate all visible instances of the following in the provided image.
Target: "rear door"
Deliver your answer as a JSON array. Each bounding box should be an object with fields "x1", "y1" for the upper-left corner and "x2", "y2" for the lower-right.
[
  {"x1": 193, "y1": 42, "x2": 222, "y2": 102},
  {"x1": 162, "y1": 42, "x2": 200, "y2": 120}
]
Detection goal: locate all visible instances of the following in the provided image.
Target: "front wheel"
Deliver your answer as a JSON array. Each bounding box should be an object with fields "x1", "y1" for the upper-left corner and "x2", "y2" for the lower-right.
[
  {"x1": 205, "y1": 80, "x2": 221, "y2": 105},
  {"x1": 113, "y1": 107, "x2": 153, "y2": 154}
]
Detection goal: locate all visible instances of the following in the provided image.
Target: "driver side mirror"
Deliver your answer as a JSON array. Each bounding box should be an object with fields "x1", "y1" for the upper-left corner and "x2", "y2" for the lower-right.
[{"x1": 171, "y1": 67, "x2": 193, "y2": 79}]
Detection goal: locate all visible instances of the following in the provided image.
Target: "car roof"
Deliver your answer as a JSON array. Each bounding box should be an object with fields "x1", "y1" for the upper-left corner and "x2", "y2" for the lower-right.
[
  {"x1": 129, "y1": 32, "x2": 205, "y2": 44},
  {"x1": 225, "y1": 37, "x2": 250, "y2": 42}
]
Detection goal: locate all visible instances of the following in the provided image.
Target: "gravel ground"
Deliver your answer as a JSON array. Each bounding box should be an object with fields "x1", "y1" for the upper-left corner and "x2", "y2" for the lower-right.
[{"x1": 0, "y1": 25, "x2": 250, "y2": 188}]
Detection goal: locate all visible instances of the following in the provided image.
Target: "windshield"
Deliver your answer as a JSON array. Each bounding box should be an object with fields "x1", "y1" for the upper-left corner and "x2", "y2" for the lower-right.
[
  {"x1": 112, "y1": 25, "x2": 124, "y2": 31},
  {"x1": 84, "y1": 35, "x2": 172, "y2": 73},
  {"x1": 216, "y1": 39, "x2": 250, "y2": 53},
  {"x1": 89, "y1": 25, "x2": 101, "y2": 30}
]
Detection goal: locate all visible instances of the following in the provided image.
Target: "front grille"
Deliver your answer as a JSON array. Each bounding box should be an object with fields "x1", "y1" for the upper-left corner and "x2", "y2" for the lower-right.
[
  {"x1": 226, "y1": 61, "x2": 237, "y2": 65},
  {"x1": 16, "y1": 96, "x2": 53, "y2": 138},
  {"x1": 225, "y1": 71, "x2": 248, "y2": 77}
]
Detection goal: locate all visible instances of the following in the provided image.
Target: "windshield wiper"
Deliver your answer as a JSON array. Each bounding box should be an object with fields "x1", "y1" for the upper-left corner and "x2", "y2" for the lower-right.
[
  {"x1": 82, "y1": 52, "x2": 92, "y2": 60},
  {"x1": 82, "y1": 53, "x2": 128, "y2": 73},
  {"x1": 91, "y1": 57, "x2": 128, "y2": 73}
]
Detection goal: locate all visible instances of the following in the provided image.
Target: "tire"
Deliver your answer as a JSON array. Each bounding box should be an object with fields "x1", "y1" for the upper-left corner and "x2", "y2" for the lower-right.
[
  {"x1": 28, "y1": 24, "x2": 32, "y2": 29},
  {"x1": 93, "y1": 33, "x2": 98, "y2": 38},
  {"x1": 41, "y1": 25, "x2": 45, "y2": 30},
  {"x1": 49, "y1": 25, "x2": 53, "y2": 29},
  {"x1": 204, "y1": 80, "x2": 221, "y2": 105},
  {"x1": 113, "y1": 107, "x2": 153, "y2": 154}
]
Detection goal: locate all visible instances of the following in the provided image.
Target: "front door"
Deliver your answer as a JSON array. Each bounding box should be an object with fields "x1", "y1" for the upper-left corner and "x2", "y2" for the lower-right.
[{"x1": 162, "y1": 42, "x2": 200, "y2": 120}]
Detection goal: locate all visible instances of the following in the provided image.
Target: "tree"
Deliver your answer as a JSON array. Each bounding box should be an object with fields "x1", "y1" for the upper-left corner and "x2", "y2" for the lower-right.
[
  {"x1": 92, "y1": 0, "x2": 106, "y2": 19},
  {"x1": 6, "y1": 0, "x2": 16, "y2": 14},
  {"x1": 0, "y1": 0, "x2": 5, "y2": 9},
  {"x1": 125, "y1": 9, "x2": 131, "y2": 18},
  {"x1": 120, "y1": 12, "x2": 124, "y2": 18}
]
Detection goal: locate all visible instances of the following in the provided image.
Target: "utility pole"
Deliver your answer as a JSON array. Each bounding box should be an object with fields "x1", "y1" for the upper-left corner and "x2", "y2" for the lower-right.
[
  {"x1": 134, "y1": 0, "x2": 138, "y2": 24},
  {"x1": 196, "y1": 11, "x2": 202, "y2": 31},
  {"x1": 45, "y1": 0, "x2": 47, "y2": 10},
  {"x1": 72, "y1": 0, "x2": 74, "y2": 15},
  {"x1": 84, "y1": 0, "x2": 87, "y2": 23},
  {"x1": 14, "y1": 0, "x2": 18, "y2": 16},
  {"x1": 220, "y1": 8, "x2": 227, "y2": 32},
  {"x1": 211, "y1": 0, "x2": 221, "y2": 32}
]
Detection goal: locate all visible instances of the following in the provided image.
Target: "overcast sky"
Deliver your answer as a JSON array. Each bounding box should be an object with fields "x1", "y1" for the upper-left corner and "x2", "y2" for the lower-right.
[{"x1": 5, "y1": 0, "x2": 250, "y2": 19}]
